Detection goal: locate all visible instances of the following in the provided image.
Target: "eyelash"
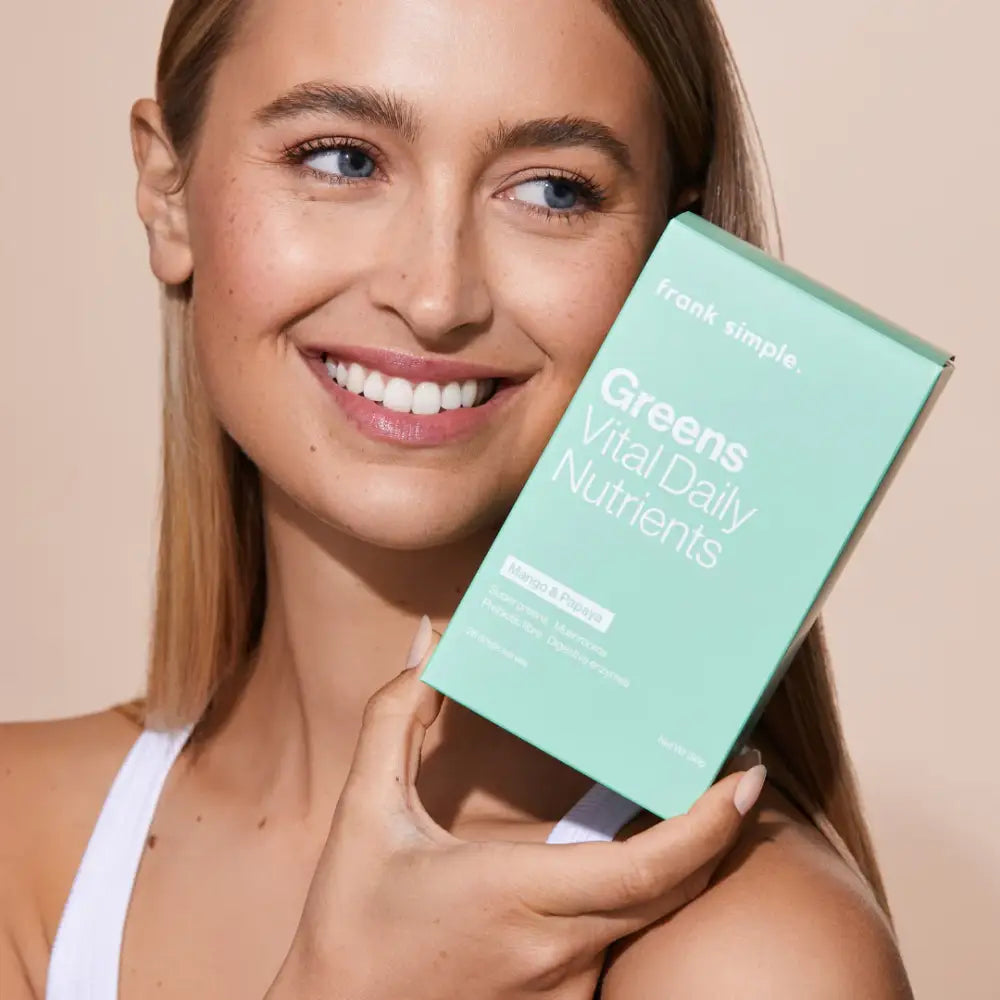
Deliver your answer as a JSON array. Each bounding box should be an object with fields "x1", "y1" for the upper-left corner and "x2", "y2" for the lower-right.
[{"x1": 279, "y1": 136, "x2": 609, "y2": 222}]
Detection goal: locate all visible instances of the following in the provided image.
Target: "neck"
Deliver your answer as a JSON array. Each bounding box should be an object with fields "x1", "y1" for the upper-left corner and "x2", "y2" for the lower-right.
[{"x1": 194, "y1": 478, "x2": 583, "y2": 828}]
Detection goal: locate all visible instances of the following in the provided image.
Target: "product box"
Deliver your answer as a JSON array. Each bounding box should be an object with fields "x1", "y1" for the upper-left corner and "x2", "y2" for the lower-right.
[{"x1": 420, "y1": 212, "x2": 954, "y2": 820}]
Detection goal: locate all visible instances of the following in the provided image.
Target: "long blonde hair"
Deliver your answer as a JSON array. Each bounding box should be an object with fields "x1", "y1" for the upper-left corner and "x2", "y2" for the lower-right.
[{"x1": 130, "y1": 0, "x2": 894, "y2": 923}]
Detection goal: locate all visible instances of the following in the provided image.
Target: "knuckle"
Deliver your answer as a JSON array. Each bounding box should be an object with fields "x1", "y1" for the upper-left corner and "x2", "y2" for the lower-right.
[
  {"x1": 362, "y1": 677, "x2": 410, "y2": 724},
  {"x1": 518, "y1": 937, "x2": 577, "y2": 991},
  {"x1": 618, "y1": 851, "x2": 658, "y2": 903},
  {"x1": 494, "y1": 879, "x2": 580, "y2": 990}
]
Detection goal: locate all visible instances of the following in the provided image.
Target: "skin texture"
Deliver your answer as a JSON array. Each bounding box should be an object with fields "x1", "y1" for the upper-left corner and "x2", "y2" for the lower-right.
[{"x1": 0, "y1": 0, "x2": 912, "y2": 997}]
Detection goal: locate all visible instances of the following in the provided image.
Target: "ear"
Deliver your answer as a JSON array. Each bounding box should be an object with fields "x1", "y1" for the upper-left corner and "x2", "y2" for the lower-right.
[{"x1": 130, "y1": 98, "x2": 194, "y2": 286}]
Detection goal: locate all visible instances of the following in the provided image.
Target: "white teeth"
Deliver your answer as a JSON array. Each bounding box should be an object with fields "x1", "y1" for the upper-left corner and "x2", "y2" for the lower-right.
[
  {"x1": 382, "y1": 377, "x2": 414, "y2": 413},
  {"x1": 346, "y1": 362, "x2": 366, "y2": 394},
  {"x1": 362, "y1": 370, "x2": 385, "y2": 402},
  {"x1": 440, "y1": 382, "x2": 463, "y2": 410},
  {"x1": 322, "y1": 355, "x2": 496, "y2": 415},
  {"x1": 460, "y1": 380, "x2": 478, "y2": 408},
  {"x1": 412, "y1": 381, "x2": 442, "y2": 415}
]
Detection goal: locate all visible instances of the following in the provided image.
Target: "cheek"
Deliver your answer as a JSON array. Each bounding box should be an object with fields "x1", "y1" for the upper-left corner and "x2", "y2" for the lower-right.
[
  {"x1": 187, "y1": 176, "x2": 338, "y2": 345},
  {"x1": 499, "y1": 229, "x2": 648, "y2": 443},
  {"x1": 508, "y1": 230, "x2": 645, "y2": 375},
  {"x1": 178, "y1": 174, "x2": 318, "y2": 485},
  {"x1": 182, "y1": 170, "x2": 361, "y2": 435}
]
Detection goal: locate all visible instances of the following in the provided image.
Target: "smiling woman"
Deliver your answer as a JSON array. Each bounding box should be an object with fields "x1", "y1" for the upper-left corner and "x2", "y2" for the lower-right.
[{"x1": 0, "y1": 0, "x2": 913, "y2": 998}]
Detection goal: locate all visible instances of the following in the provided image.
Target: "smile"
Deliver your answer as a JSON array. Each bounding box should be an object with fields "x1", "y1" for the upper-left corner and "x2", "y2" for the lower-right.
[
  {"x1": 322, "y1": 353, "x2": 499, "y2": 415},
  {"x1": 303, "y1": 346, "x2": 531, "y2": 448}
]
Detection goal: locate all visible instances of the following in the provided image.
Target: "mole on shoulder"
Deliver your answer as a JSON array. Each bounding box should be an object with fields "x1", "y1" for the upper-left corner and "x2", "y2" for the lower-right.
[{"x1": 147, "y1": 834, "x2": 158, "y2": 849}]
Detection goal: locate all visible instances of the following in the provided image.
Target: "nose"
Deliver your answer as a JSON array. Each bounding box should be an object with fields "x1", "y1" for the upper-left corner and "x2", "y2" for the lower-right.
[{"x1": 366, "y1": 192, "x2": 493, "y2": 345}]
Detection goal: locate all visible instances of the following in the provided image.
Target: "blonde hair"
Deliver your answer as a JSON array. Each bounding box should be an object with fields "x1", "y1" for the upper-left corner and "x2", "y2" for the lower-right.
[{"x1": 128, "y1": 0, "x2": 893, "y2": 924}]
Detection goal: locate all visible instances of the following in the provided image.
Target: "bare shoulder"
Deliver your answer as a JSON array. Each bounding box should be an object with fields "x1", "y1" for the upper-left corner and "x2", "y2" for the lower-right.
[
  {"x1": 601, "y1": 790, "x2": 913, "y2": 999},
  {"x1": 0, "y1": 709, "x2": 141, "y2": 993}
]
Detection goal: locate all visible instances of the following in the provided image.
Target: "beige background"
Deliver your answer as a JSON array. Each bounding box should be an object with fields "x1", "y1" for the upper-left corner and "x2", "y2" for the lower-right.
[{"x1": 2, "y1": 1, "x2": 997, "y2": 995}]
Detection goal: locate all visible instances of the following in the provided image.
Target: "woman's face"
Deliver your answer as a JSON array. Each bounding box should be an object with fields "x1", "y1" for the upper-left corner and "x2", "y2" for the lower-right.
[{"x1": 163, "y1": 0, "x2": 670, "y2": 548}]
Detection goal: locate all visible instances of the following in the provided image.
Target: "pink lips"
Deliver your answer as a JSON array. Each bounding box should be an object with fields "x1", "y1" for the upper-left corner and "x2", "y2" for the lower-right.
[
  {"x1": 302, "y1": 344, "x2": 531, "y2": 384},
  {"x1": 302, "y1": 349, "x2": 529, "y2": 448}
]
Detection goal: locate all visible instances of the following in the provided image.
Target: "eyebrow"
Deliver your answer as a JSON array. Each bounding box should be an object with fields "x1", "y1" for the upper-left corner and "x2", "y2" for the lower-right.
[
  {"x1": 253, "y1": 81, "x2": 635, "y2": 175},
  {"x1": 254, "y1": 82, "x2": 422, "y2": 142},
  {"x1": 480, "y1": 116, "x2": 634, "y2": 176}
]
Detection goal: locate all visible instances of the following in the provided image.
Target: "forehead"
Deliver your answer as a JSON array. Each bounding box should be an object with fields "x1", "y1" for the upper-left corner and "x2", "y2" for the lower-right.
[{"x1": 218, "y1": 0, "x2": 659, "y2": 138}]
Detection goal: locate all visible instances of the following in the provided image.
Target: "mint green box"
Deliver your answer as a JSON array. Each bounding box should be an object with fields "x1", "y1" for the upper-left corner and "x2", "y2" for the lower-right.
[{"x1": 421, "y1": 212, "x2": 954, "y2": 820}]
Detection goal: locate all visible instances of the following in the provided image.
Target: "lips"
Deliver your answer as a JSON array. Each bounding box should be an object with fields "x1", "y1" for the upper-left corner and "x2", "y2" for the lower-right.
[
  {"x1": 301, "y1": 346, "x2": 532, "y2": 448},
  {"x1": 301, "y1": 344, "x2": 532, "y2": 385}
]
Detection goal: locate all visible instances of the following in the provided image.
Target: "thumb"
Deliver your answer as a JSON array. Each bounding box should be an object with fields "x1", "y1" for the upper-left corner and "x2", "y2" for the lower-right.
[
  {"x1": 340, "y1": 616, "x2": 445, "y2": 813},
  {"x1": 527, "y1": 766, "x2": 766, "y2": 936}
]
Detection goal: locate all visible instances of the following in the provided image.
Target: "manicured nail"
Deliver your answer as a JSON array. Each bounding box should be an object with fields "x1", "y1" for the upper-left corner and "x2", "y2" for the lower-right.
[
  {"x1": 405, "y1": 615, "x2": 433, "y2": 669},
  {"x1": 733, "y1": 764, "x2": 767, "y2": 816}
]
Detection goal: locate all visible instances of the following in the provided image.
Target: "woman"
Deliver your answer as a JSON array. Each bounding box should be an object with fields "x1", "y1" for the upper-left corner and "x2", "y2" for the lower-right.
[{"x1": 1, "y1": 0, "x2": 914, "y2": 996}]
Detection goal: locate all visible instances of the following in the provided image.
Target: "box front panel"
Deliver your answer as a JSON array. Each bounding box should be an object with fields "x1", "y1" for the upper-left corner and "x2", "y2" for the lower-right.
[{"x1": 422, "y1": 219, "x2": 945, "y2": 818}]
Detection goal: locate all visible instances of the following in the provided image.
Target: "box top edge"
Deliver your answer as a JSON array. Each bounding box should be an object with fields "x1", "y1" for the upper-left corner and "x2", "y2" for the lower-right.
[{"x1": 670, "y1": 213, "x2": 956, "y2": 369}]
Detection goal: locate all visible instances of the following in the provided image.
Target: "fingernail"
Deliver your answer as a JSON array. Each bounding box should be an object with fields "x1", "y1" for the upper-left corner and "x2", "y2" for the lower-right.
[
  {"x1": 733, "y1": 764, "x2": 767, "y2": 816},
  {"x1": 405, "y1": 614, "x2": 433, "y2": 670}
]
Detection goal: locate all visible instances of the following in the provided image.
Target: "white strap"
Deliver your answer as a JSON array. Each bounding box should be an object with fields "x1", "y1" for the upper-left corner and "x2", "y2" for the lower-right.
[
  {"x1": 45, "y1": 723, "x2": 634, "y2": 998},
  {"x1": 546, "y1": 782, "x2": 643, "y2": 844},
  {"x1": 46, "y1": 725, "x2": 193, "y2": 1000}
]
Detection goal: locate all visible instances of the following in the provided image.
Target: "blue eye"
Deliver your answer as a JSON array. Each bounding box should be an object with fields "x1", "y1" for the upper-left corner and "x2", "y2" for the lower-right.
[
  {"x1": 302, "y1": 145, "x2": 376, "y2": 179},
  {"x1": 511, "y1": 177, "x2": 581, "y2": 211},
  {"x1": 282, "y1": 138, "x2": 380, "y2": 183}
]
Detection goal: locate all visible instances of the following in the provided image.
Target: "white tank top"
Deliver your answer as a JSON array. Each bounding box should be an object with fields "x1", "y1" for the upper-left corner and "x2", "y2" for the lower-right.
[{"x1": 45, "y1": 726, "x2": 643, "y2": 999}]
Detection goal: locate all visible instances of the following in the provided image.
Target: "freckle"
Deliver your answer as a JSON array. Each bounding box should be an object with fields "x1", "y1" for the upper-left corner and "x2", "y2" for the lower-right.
[
  {"x1": 147, "y1": 834, "x2": 158, "y2": 849},
  {"x1": 196, "y1": 815, "x2": 202, "y2": 823},
  {"x1": 257, "y1": 816, "x2": 267, "y2": 829}
]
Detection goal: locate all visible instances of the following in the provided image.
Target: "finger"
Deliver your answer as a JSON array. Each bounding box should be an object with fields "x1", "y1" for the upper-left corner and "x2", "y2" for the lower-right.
[
  {"x1": 528, "y1": 766, "x2": 766, "y2": 935},
  {"x1": 579, "y1": 853, "x2": 719, "y2": 946},
  {"x1": 340, "y1": 616, "x2": 445, "y2": 813},
  {"x1": 406, "y1": 623, "x2": 445, "y2": 788},
  {"x1": 394, "y1": 624, "x2": 462, "y2": 843},
  {"x1": 586, "y1": 768, "x2": 764, "y2": 912}
]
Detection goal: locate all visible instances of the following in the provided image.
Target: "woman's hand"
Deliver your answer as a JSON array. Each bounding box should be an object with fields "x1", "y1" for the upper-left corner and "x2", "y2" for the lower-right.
[{"x1": 264, "y1": 618, "x2": 766, "y2": 1000}]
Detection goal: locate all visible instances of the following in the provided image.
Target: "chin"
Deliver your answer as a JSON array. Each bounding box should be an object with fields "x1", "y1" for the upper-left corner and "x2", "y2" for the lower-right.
[
  {"x1": 323, "y1": 498, "x2": 506, "y2": 552},
  {"x1": 273, "y1": 463, "x2": 514, "y2": 553}
]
